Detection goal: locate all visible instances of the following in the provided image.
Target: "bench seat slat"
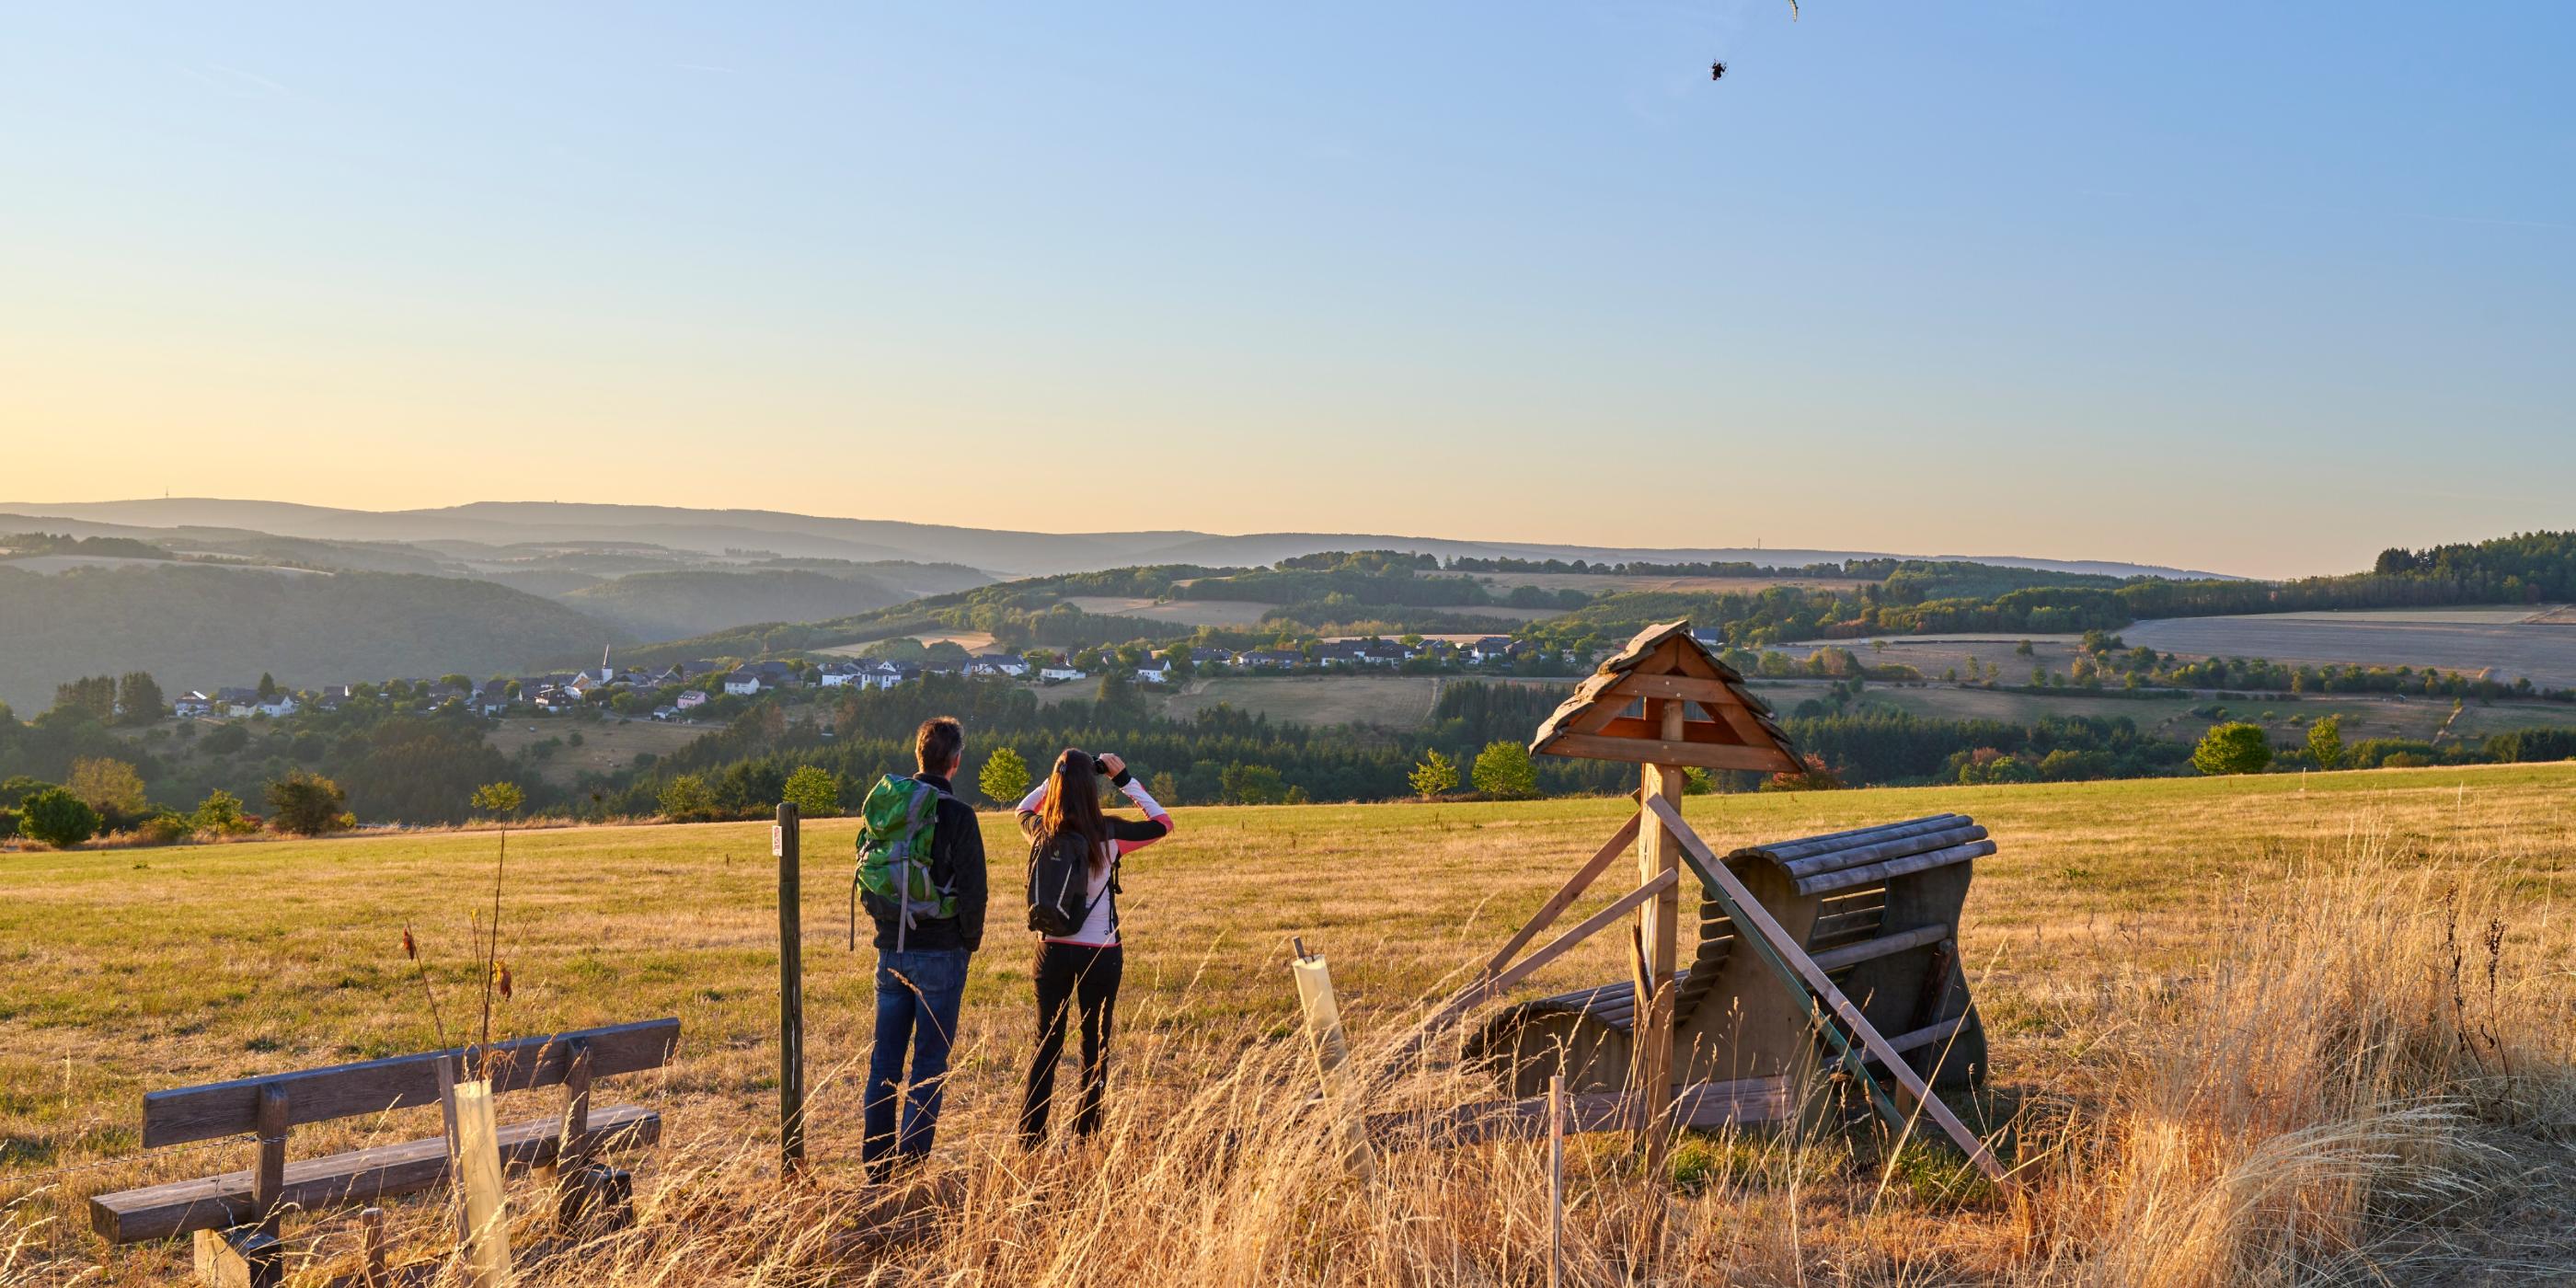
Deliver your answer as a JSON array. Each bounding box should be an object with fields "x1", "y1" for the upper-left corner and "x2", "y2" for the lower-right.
[
  {"x1": 91, "y1": 1105, "x2": 659, "y2": 1244},
  {"x1": 142, "y1": 1018, "x2": 678, "y2": 1148}
]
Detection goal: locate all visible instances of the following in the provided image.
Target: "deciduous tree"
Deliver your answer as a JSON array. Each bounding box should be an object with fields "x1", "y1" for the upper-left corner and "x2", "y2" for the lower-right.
[
  {"x1": 1407, "y1": 749, "x2": 1459, "y2": 799},
  {"x1": 2306, "y1": 715, "x2": 2344, "y2": 771},
  {"x1": 782, "y1": 765, "x2": 842, "y2": 817},
  {"x1": 18, "y1": 787, "x2": 99, "y2": 848},
  {"x1": 265, "y1": 771, "x2": 350, "y2": 834},
  {"x1": 978, "y1": 747, "x2": 1032, "y2": 803}
]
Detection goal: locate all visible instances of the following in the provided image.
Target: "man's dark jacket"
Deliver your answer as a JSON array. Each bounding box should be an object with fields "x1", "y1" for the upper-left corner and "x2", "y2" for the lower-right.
[{"x1": 863, "y1": 771, "x2": 987, "y2": 953}]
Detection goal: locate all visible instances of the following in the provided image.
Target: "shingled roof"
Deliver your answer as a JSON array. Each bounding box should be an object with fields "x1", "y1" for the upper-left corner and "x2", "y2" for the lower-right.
[{"x1": 1527, "y1": 620, "x2": 1803, "y2": 773}]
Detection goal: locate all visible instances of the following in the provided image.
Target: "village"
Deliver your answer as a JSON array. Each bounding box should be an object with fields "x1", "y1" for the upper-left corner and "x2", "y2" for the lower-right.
[{"x1": 153, "y1": 633, "x2": 1583, "y2": 726}]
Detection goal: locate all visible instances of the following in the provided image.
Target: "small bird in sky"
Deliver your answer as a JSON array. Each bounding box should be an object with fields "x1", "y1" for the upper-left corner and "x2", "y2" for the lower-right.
[{"x1": 1710, "y1": 60, "x2": 1727, "y2": 81}]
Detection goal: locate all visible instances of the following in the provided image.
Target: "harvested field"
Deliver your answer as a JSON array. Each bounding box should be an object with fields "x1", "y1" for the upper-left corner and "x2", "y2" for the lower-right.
[
  {"x1": 2, "y1": 765, "x2": 2571, "y2": 1284},
  {"x1": 482, "y1": 717, "x2": 713, "y2": 788},
  {"x1": 1776, "y1": 635, "x2": 2089, "y2": 682},
  {"x1": 1160, "y1": 673, "x2": 1445, "y2": 729},
  {"x1": 1458, "y1": 572, "x2": 1849, "y2": 595},
  {"x1": 1752, "y1": 681, "x2": 2576, "y2": 746},
  {"x1": 2122, "y1": 611, "x2": 2576, "y2": 689},
  {"x1": 1063, "y1": 596, "x2": 1281, "y2": 627}
]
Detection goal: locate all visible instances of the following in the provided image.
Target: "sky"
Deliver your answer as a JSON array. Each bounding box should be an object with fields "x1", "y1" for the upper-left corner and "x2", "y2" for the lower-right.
[{"x1": 1, "y1": 4, "x2": 2569, "y2": 579}]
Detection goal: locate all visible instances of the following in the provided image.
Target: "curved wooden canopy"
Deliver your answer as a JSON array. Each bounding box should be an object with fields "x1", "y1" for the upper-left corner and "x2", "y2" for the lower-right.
[{"x1": 1528, "y1": 620, "x2": 1803, "y2": 774}]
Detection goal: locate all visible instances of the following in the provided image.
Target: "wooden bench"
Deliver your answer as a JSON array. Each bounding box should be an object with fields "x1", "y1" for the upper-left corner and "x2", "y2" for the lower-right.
[
  {"x1": 1467, "y1": 815, "x2": 1991, "y2": 1113},
  {"x1": 90, "y1": 1018, "x2": 679, "y2": 1286}
]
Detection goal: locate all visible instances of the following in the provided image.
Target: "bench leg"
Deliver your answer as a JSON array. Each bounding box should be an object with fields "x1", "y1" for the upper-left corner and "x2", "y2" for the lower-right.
[
  {"x1": 194, "y1": 1225, "x2": 284, "y2": 1288},
  {"x1": 555, "y1": 1163, "x2": 634, "y2": 1234}
]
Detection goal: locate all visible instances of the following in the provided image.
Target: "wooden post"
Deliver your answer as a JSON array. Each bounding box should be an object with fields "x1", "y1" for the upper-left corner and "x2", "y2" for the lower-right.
[
  {"x1": 1632, "y1": 698, "x2": 1685, "y2": 1204},
  {"x1": 435, "y1": 1052, "x2": 466, "y2": 1241},
  {"x1": 1289, "y1": 942, "x2": 1375, "y2": 1179},
  {"x1": 449, "y1": 1076, "x2": 512, "y2": 1287},
  {"x1": 776, "y1": 800, "x2": 806, "y2": 1178},
  {"x1": 251, "y1": 1083, "x2": 288, "y2": 1236},
  {"x1": 1547, "y1": 1073, "x2": 1566, "y2": 1288},
  {"x1": 358, "y1": 1207, "x2": 388, "y2": 1288}
]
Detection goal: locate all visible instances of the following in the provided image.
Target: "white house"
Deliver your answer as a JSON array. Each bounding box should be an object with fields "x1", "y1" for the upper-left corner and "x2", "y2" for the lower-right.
[
  {"x1": 816, "y1": 661, "x2": 865, "y2": 688},
  {"x1": 173, "y1": 690, "x2": 214, "y2": 718},
  {"x1": 966, "y1": 654, "x2": 1030, "y2": 679},
  {"x1": 217, "y1": 687, "x2": 298, "y2": 719},
  {"x1": 722, "y1": 668, "x2": 767, "y2": 696},
  {"x1": 1039, "y1": 664, "x2": 1087, "y2": 684},
  {"x1": 1134, "y1": 661, "x2": 1173, "y2": 684}
]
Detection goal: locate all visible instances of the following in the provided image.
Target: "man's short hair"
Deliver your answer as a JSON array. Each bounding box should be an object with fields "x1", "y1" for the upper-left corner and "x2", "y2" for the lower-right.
[{"x1": 915, "y1": 717, "x2": 964, "y2": 774}]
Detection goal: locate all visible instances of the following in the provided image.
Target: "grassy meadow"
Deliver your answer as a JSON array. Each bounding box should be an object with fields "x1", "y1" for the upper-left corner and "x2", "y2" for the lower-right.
[{"x1": 4, "y1": 764, "x2": 2573, "y2": 1284}]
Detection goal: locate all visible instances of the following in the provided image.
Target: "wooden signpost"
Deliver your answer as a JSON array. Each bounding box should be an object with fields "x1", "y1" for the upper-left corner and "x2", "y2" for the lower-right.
[{"x1": 1364, "y1": 621, "x2": 2011, "y2": 1257}]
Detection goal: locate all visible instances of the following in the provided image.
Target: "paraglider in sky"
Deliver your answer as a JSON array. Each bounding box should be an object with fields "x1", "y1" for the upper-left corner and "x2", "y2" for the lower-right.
[{"x1": 1709, "y1": 60, "x2": 1726, "y2": 81}]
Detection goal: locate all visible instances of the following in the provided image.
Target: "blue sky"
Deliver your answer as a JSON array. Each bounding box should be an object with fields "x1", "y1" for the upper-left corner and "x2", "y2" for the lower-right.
[{"x1": 2, "y1": 3, "x2": 2569, "y2": 577}]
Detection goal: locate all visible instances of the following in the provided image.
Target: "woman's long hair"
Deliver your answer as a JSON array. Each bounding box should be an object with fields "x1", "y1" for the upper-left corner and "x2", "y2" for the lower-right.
[{"x1": 1037, "y1": 749, "x2": 1110, "y2": 875}]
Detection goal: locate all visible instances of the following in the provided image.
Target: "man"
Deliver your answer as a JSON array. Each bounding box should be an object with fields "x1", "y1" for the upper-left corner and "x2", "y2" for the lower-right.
[{"x1": 858, "y1": 716, "x2": 987, "y2": 1180}]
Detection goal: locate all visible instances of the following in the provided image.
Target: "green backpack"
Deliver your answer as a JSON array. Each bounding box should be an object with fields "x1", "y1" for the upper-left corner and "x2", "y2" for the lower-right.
[{"x1": 851, "y1": 774, "x2": 958, "y2": 949}]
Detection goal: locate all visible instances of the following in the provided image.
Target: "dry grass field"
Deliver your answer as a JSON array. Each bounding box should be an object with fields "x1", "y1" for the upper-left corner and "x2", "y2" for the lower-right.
[
  {"x1": 4, "y1": 765, "x2": 2573, "y2": 1285},
  {"x1": 1061, "y1": 597, "x2": 1285, "y2": 628},
  {"x1": 2122, "y1": 613, "x2": 2576, "y2": 690}
]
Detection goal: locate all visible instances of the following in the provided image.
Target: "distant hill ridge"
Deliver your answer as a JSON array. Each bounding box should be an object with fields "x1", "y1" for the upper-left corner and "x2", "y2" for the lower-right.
[{"x1": 0, "y1": 498, "x2": 2237, "y2": 581}]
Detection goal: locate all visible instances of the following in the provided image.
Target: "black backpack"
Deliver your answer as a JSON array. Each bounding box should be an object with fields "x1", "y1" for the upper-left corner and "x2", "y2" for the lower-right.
[{"x1": 1026, "y1": 829, "x2": 1114, "y2": 937}]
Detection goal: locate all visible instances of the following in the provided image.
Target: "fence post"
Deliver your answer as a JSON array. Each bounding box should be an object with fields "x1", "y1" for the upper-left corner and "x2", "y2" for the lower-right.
[
  {"x1": 1289, "y1": 939, "x2": 1375, "y2": 1180},
  {"x1": 1549, "y1": 1073, "x2": 1566, "y2": 1288},
  {"x1": 776, "y1": 800, "x2": 806, "y2": 1178}
]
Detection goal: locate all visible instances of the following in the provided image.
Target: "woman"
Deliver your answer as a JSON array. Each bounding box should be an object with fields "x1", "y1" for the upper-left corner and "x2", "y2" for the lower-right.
[{"x1": 1014, "y1": 748, "x2": 1172, "y2": 1145}]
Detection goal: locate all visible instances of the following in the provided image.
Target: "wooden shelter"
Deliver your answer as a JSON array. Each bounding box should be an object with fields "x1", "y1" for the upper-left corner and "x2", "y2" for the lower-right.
[{"x1": 1397, "y1": 621, "x2": 2007, "y2": 1193}]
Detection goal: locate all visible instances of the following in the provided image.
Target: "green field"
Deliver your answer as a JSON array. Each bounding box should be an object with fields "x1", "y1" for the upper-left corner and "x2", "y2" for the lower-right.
[{"x1": 4, "y1": 763, "x2": 2572, "y2": 1282}]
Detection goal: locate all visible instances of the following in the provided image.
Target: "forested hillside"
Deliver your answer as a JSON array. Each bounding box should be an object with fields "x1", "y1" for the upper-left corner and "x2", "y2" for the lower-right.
[{"x1": 0, "y1": 565, "x2": 611, "y2": 708}]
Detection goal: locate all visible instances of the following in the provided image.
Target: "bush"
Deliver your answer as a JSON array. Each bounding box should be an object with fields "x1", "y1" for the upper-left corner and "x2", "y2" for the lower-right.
[
  {"x1": 2191, "y1": 722, "x2": 2273, "y2": 776},
  {"x1": 265, "y1": 771, "x2": 351, "y2": 835},
  {"x1": 1470, "y1": 742, "x2": 1539, "y2": 800},
  {"x1": 201, "y1": 722, "x2": 249, "y2": 755},
  {"x1": 659, "y1": 774, "x2": 717, "y2": 822},
  {"x1": 782, "y1": 765, "x2": 842, "y2": 818},
  {"x1": 191, "y1": 789, "x2": 257, "y2": 836},
  {"x1": 1407, "y1": 750, "x2": 1460, "y2": 799},
  {"x1": 978, "y1": 747, "x2": 1033, "y2": 804},
  {"x1": 18, "y1": 787, "x2": 101, "y2": 848},
  {"x1": 138, "y1": 812, "x2": 194, "y2": 845}
]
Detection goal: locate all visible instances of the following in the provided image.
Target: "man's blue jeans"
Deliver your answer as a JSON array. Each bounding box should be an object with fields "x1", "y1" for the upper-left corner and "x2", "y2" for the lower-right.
[{"x1": 862, "y1": 947, "x2": 969, "y2": 1175}]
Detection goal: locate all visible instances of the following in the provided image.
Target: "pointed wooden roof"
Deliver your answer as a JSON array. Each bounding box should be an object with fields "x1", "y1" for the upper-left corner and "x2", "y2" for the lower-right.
[{"x1": 1528, "y1": 620, "x2": 1803, "y2": 773}]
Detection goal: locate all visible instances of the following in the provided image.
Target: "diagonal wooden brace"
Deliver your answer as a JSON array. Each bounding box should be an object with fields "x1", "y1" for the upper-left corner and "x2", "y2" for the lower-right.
[{"x1": 1642, "y1": 797, "x2": 2010, "y2": 1186}]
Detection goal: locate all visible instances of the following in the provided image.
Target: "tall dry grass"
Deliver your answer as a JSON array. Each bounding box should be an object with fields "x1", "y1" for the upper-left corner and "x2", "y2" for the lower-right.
[{"x1": 6, "y1": 823, "x2": 2566, "y2": 1287}]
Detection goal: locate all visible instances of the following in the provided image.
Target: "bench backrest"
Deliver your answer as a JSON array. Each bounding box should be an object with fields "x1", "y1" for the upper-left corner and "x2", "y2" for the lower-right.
[{"x1": 142, "y1": 1018, "x2": 680, "y2": 1148}]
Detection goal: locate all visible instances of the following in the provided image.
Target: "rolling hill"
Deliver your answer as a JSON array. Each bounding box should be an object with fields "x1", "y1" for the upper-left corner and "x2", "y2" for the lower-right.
[
  {"x1": 0, "y1": 498, "x2": 2235, "y2": 581},
  {"x1": 0, "y1": 564, "x2": 614, "y2": 711}
]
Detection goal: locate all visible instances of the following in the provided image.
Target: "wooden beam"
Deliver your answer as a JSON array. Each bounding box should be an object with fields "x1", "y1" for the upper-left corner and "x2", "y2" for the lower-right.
[
  {"x1": 251, "y1": 1083, "x2": 288, "y2": 1236},
  {"x1": 1591, "y1": 716, "x2": 1749, "y2": 746},
  {"x1": 1603, "y1": 673, "x2": 1740, "y2": 705},
  {"x1": 1420, "y1": 868, "x2": 1680, "y2": 1036},
  {"x1": 1634, "y1": 701, "x2": 1684, "y2": 1209},
  {"x1": 1479, "y1": 815, "x2": 1641, "y2": 983},
  {"x1": 1642, "y1": 796, "x2": 2008, "y2": 1184},
  {"x1": 142, "y1": 1019, "x2": 680, "y2": 1148},
  {"x1": 91, "y1": 1107, "x2": 662, "y2": 1245},
  {"x1": 1366, "y1": 1077, "x2": 1794, "y2": 1148},
  {"x1": 1810, "y1": 923, "x2": 1951, "y2": 972},
  {"x1": 1540, "y1": 734, "x2": 1795, "y2": 773}
]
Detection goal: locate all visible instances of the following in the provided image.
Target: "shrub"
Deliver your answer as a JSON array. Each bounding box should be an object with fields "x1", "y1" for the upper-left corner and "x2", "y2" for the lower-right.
[
  {"x1": 201, "y1": 722, "x2": 249, "y2": 755},
  {"x1": 2306, "y1": 714, "x2": 2344, "y2": 770},
  {"x1": 265, "y1": 771, "x2": 351, "y2": 835},
  {"x1": 1407, "y1": 750, "x2": 1460, "y2": 799},
  {"x1": 659, "y1": 774, "x2": 717, "y2": 822},
  {"x1": 191, "y1": 789, "x2": 257, "y2": 836},
  {"x1": 2191, "y1": 722, "x2": 2273, "y2": 776},
  {"x1": 1469, "y1": 742, "x2": 1538, "y2": 800},
  {"x1": 138, "y1": 812, "x2": 194, "y2": 845},
  {"x1": 18, "y1": 788, "x2": 101, "y2": 848},
  {"x1": 978, "y1": 747, "x2": 1032, "y2": 804},
  {"x1": 782, "y1": 765, "x2": 842, "y2": 818}
]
